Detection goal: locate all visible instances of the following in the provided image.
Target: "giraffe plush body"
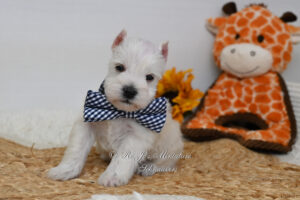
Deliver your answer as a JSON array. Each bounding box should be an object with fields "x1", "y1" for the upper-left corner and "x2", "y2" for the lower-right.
[{"x1": 182, "y1": 2, "x2": 300, "y2": 152}]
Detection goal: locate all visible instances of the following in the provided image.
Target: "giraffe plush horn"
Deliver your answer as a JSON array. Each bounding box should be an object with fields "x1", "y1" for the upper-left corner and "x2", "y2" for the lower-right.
[
  {"x1": 222, "y1": 2, "x2": 237, "y2": 15},
  {"x1": 280, "y1": 12, "x2": 297, "y2": 23}
]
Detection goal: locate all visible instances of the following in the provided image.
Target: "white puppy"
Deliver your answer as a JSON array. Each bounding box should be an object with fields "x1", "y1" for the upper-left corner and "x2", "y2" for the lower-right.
[{"x1": 48, "y1": 30, "x2": 183, "y2": 187}]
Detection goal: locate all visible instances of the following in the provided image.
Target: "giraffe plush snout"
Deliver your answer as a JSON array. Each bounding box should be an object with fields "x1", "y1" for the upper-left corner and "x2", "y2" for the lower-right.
[{"x1": 220, "y1": 43, "x2": 273, "y2": 78}]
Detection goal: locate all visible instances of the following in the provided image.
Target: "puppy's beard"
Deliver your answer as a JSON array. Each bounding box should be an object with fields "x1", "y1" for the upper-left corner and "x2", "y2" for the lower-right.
[
  {"x1": 104, "y1": 84, "x2": 155, "y2": 112},
  {"x1": 110, "y1": 99, "x2": 142, "y2": 112}
]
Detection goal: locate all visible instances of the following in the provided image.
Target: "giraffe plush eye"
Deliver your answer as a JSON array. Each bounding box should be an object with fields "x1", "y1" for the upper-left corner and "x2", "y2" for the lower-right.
[
  {"x1": 257, "y1": 35, "x2": 264, "y2": 43},
  {"x1": 235, "y1": 33, "x2": 240, "y2": 40}
]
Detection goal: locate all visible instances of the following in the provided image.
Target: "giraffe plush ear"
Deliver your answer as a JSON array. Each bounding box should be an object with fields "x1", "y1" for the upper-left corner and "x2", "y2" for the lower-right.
[
  {"x1": 206, "y1": 17, "x2": 227, "y2": 35},
  {"x1": 287, "y1": 25, "x2": 300, "y2": 44}
]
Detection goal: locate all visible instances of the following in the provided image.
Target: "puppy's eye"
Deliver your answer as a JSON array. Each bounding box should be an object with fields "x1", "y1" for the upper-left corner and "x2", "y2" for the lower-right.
[
  {"x1": 115, "y1": 65, "x2": 125, "y2": 72},
  {"x1": 235, "y1": 33, "x2": 240, "y2": 40},
  {"x1": 257, "y1": 35, "x2": 264, "y2": 43},
  {"x1": 146, "y1": 74, "x2": 154, "y2": 81}
]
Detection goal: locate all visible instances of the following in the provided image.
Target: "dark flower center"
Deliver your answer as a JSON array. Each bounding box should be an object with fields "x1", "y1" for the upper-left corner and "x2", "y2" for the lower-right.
[{"x1": 162, "y1": 91, "x2": 179, "y2": 106}]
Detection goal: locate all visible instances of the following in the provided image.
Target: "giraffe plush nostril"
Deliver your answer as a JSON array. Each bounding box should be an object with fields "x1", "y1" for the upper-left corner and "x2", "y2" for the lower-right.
[
  {"x1": 250, "y1": 51, "x2": 256, "y2": 57},
  {"x1": 230, "y1": 48, "x2": 236, "y2": 54}
]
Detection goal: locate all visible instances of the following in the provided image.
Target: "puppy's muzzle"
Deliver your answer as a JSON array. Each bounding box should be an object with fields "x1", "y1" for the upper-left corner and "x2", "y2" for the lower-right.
[{"x1": 122, "y1": 85, "x2": 137, "y2": 100}]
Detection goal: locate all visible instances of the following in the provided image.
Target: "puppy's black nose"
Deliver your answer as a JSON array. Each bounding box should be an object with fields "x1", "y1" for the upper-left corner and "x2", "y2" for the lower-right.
[{"x1": 122, "y1": 85, "x2": 137, "y2": 100}]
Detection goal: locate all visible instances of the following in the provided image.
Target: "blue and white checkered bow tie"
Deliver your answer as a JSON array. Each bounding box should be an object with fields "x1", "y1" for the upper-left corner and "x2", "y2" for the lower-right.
[{"x1": 83, "y1": 84, "x2": 167, "y2": 133}]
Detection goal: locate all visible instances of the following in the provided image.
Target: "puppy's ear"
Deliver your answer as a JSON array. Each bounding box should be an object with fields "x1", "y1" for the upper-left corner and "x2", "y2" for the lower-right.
[
  {"x1": 160, "y1": 41, "x2": 169, "y2": 61},
  {"x1": 112, "y1": 29, "x2": 127, "y2": 49}
]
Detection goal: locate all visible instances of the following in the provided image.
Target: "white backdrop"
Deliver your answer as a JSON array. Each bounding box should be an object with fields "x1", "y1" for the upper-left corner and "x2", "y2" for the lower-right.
[{"x1": 0, "y1": 0, "x2": 300, "y2": 111}]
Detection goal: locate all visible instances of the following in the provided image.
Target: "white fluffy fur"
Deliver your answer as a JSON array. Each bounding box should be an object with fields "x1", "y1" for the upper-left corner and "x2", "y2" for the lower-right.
[
  {"x1": 0, "y1": 109, "x2": 77, "y2": 149},
  {"x1": 47, "y1": 31, "x2": 184, "y2": 187}
]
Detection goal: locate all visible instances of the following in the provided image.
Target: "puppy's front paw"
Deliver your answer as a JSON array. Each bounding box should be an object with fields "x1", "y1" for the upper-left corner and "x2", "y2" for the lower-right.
[
  {"x1": 47, "y1": 164, "x2": 81, "y2": 181},
  {"x1": 98, "y1": 171, "x2": 129, "y2": 187}
]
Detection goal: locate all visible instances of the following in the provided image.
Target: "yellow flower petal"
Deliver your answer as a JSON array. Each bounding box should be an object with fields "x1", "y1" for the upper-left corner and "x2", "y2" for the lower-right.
[{"x1": 156, "y1": 67, "x2": 203, "y2": 123}]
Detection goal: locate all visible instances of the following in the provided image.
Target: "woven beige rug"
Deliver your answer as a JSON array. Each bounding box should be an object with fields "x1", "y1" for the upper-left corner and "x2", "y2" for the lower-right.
[{"x1": 1, "y1": 137, "x2": 300, "y2": 200}]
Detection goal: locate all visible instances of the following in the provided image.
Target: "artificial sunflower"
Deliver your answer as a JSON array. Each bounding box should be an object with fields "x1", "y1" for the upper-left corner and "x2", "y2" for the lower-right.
[{"x1": 156, "y1": 67, "x2": 204, "y2": 123}]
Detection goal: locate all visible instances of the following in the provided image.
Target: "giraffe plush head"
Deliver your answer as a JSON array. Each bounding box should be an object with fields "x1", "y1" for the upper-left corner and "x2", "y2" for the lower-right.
[{"x1": 207, "y1": 2, "x2": 300, "y2": 78}]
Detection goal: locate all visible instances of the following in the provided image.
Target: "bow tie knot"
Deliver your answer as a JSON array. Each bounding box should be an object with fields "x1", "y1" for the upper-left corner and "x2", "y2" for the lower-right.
[
  {"x1": 83, "y1": 84, "x2": 167, "y2": 133},
  {"x1": 121, "y1": 111, "x2": 136, "y2": 119}
]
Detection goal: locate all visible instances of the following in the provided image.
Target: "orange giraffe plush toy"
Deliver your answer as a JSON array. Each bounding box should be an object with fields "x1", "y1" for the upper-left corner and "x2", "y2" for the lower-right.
[{"x1": 182, "y1": 2, "x2": 300, "y2": 152}]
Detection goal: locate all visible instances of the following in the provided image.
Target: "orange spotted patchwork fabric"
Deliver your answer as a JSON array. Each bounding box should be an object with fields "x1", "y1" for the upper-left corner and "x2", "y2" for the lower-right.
[
  {"x1": 182, "y1": 3, "x2": 298, "y2": 152},
  {"x1": 211, "y1": 4, "x2": 296, "y2": 72}
]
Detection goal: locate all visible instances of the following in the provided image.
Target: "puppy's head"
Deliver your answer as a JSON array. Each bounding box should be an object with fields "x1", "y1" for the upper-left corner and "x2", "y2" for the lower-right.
[{"x1": 104, "y1": 30, "x2": 168, "y2": 112}]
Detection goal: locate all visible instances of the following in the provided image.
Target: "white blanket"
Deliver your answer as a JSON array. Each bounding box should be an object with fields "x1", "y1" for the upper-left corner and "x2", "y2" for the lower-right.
[{"x1": 86, "y1": 192, "x2": 203, "y2": 200}]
